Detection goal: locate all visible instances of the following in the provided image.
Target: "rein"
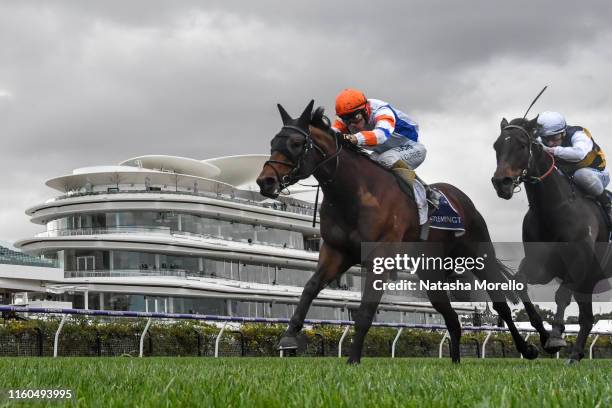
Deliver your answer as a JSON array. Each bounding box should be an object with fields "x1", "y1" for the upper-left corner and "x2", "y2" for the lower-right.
[{"x1": 503, "y1": 124, "x2": 556, "y2": 191}]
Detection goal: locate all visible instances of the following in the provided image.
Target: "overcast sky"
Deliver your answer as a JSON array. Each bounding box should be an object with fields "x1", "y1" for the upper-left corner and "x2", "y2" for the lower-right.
[{"x1": 1, "y1": 1, "x2": 612, "y2": 244}]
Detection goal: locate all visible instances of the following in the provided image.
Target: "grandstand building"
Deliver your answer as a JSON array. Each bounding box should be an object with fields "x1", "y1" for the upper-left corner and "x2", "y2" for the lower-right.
[{"x1": 2, "y1": 154, "x2": 471, "y2": 323}]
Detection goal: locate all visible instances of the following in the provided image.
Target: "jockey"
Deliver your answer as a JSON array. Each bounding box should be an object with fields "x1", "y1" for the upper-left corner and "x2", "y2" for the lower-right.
[
  {"x1": 537, "y1": 111, "x2": 612, "y2": 226},
  {"x1": 332, "y1": 88, "x2": 439, "y2": 206}
]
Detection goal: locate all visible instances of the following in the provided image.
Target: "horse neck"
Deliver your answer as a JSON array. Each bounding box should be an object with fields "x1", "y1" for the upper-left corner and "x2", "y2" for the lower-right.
[
  {"x1": 314, "y1": 147, "x2": 367, "y2": 200},
  {"x1": 308, "y1": 129, "x2": 383, "y2": 202},
  {"x1": 524, "y1": 149, "x2": 571, "y2": 212}
]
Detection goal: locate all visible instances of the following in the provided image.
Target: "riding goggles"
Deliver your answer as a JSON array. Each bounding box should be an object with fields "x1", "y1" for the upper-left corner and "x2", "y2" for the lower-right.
[{"x1": 339, "y1": 109, "x2": 366, "y2": 124}]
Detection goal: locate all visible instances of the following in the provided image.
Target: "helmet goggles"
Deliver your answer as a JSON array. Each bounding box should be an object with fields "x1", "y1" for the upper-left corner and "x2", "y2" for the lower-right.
[{"x1": 339, "y1": 109, "x2": 367, "y2": 124}]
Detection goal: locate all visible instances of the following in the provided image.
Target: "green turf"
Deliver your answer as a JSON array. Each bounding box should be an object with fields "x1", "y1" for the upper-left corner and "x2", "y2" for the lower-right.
[{"x1": 0, "y1": 357, "x2": 611, "y2": 407}]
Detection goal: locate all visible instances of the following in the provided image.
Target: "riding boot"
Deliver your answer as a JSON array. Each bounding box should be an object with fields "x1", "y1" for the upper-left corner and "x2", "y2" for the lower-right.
[
  {"x1": 391, "y1": 160, "x2": 416, "y2": 186},
  {"x1": 596, "y1": 191, "x2": 612, "y2": 227}
]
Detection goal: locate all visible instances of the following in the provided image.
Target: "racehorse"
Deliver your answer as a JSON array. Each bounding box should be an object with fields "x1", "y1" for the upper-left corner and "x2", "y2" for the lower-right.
[
  {"x1": 256, "y1": 100, "x2": 543, "y2": 364},
  {"x1": 492, "y1": 116, "x2": 611, "y2": 363}
]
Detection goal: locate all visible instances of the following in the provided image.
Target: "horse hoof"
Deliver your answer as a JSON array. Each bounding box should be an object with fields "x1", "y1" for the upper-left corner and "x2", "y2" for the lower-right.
[
  {"x1": 278, "y1": 335, "x2": 299, "y2": 350},
  {"x1": 346, "y1": 357, "x2": 361, "y2": 365},
  {"x1": 522, "y1": 343, "x2": 539, "y2": 360},
  {"x1": 544, "y1": 336, "x2": 567, "y2": 351},
  {"x1": 565, "y1": 358, "x2": 580, "y2": 366}
]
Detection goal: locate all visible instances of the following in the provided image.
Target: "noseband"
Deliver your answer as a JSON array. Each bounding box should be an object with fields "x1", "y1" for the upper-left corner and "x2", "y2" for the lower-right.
[
  {"x1": 264, "y1": 125, "x2": 343, "y2": 191},
  {"x1": 502, "y1": 124, "x2": 556, "y2": 191}
]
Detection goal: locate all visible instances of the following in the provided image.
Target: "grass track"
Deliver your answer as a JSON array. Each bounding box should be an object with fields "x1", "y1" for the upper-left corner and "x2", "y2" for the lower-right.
[{"x1": 1, "y1": 357, "x2": 611, "y2": 407}]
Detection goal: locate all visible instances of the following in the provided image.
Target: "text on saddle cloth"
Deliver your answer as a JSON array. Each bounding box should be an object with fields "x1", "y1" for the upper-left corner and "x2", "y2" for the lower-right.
[{"x1": 428, "y1": 192, "x2": 465, "y2": 232}]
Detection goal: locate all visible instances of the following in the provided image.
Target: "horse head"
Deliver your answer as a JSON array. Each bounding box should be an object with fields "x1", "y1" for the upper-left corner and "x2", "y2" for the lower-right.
[
  {"x1": 491, "y1": 116, "x2": 542, "y2": 199},
  {"x1": 257, "y1": 100, "x2": 338, "y2": 198}
]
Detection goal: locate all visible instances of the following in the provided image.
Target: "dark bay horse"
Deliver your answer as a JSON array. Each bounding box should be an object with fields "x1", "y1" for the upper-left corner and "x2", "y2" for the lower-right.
[
  {"x1": 492, "y1": 117, "x2": 611, "y2": 363},
  {"x1": 256, "y1": 101, "x2": 542, "y2": 364}
]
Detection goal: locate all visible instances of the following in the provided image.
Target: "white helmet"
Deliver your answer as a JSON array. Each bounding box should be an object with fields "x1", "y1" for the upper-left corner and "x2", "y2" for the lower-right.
[{"x1": 537, "y1": 111, "x2": 567, "y2": 137}]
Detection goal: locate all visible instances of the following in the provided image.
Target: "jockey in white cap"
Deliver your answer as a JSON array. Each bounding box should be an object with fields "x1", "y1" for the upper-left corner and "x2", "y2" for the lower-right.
[{"x1": 537, "y1": 111, "x2": 611, "y2": 225}]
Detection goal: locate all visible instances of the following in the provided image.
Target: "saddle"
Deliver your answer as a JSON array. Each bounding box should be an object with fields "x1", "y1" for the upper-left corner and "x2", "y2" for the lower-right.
[{"x1": 388, "y1": 168, "x2": 466, "y2": 239}]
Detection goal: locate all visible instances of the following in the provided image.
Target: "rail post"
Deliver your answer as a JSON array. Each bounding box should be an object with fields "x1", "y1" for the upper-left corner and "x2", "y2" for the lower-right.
[
  {"x1": 589, "y1": 334, "x2": 599, "y2": 360},
  {"x1": 139, "y1": 318, "x2": 152, "y2": 358},
  {"x1": 438, "y1": 330, "x2": 449, "y2": 359},
  {"x1": 481, "y1": 331, "x2": 492, "y2": 359},
  {"x1": 391, "y1": 328, "x2": 404, "y2": 358},
  {"x1": 556, "y1": 334, "x2": 566, "y2": 359},
  {"x1": 338, "y1": 326, "x2": 350, "y2": 358},
  {"x1": 53, "y1": 315, "x2": 67, "y2": 358},
  {"x1": 520, "y1": 333, "x2": 531, "y2": 359},
  {"x1": 215, "y1": 322, "x2": 227, "y2": 358}
]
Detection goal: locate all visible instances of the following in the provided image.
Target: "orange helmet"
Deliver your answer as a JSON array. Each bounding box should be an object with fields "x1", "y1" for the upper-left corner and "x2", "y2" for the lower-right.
[{"x1": 335, "y1": 88, "x2": 368, "y2": 118}]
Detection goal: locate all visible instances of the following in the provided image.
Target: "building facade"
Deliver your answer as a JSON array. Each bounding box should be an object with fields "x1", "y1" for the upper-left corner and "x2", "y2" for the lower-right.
[{"x1": 7, "y1": 154, "x2": 469, "y2": 323}]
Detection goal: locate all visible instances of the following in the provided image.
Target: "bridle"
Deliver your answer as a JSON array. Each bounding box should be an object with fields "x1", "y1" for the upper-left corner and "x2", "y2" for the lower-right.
[
  {"x1": 263, "y1": 124, "x2": 343, "y2": 192},
  {"x1": 502, "y1": 124, "x2": 556, "y2": 191}
]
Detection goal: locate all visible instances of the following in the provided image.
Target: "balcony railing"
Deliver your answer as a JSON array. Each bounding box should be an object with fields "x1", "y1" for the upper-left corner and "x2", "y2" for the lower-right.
[
  {"x1": 35, "y1": 228, "x2": 304, "y2": 251},
  {"x1": 64, "y1": 269, "x2": 187, "y2": 279},
  {"x1": 0, "y1": 256, "x2": 59, "y2": 268},
  {"x1": 50, "y1": 189, "x2": 316, "y2": 217},
  {"x1": 36, "y1": 226, "x2": 172, "y2": 238}
]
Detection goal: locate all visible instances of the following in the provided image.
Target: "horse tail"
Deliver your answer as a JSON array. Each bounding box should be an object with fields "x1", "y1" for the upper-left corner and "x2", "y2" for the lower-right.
[{"x1": 495, "y1": 258, "x2": 520, "y2": 305}]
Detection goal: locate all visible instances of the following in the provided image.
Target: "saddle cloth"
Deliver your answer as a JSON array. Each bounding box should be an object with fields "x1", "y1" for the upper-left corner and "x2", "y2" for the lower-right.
[{"x1": 413, "y1": 186, "x2": 466, "y2": 233}]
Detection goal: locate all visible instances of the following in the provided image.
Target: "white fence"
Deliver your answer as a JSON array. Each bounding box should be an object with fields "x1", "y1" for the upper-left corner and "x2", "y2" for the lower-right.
[{"x1": 1, "y1": 306, "x2": 610, "y2": 360}]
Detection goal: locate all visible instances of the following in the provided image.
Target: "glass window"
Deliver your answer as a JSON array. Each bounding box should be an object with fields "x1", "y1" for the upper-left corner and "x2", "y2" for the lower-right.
[{"x1": 113, "y1": 250, "x2": 155, "y2": 271}]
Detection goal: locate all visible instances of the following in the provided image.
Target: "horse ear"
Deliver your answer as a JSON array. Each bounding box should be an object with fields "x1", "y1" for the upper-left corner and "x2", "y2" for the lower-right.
[
  {"x1": 527, "y1": 115, "x2": 539, "y2": 129},
  {"x1": 500, "y1": 118, "x2": 508, "y2": 130},
  {"x1": 297, "y1": 100, "x2": 315, "y2": 129},
  {"x1": 277, "y1": 104, "x2": 292, "y2": 125}
]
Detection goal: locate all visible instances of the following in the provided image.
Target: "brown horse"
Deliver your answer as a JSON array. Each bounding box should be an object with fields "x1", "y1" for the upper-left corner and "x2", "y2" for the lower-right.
[{"x1": 256, "y1": 101, "x2": 543, "y2": 363}]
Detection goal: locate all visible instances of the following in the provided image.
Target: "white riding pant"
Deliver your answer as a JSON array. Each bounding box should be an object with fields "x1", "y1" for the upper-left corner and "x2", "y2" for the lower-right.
[
  {"x1": 573, "y1": 167, "x2": 610, "y2": 196},
  {"x1": 370, "y1": 137, "x2": 427, "y2": 169}
]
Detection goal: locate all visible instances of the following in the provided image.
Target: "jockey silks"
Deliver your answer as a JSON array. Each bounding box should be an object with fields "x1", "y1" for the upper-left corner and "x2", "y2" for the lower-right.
[
  {"x1": 557, "y1": 126, "x2": 607, "y2": 173},
  {"x1": 332, "y1": 99, "x2": 419, "y2": 150}
]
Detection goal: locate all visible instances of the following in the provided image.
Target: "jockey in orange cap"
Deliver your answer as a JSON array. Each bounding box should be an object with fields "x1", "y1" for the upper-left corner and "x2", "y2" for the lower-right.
[{"x1": 332, "y1": 88, "x2": 439, "y2": 207}]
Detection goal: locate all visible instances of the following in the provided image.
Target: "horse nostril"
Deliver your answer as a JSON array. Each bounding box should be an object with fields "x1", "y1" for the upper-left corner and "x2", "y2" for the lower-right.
[
  {"x1": 501, "y1": 178, "x2": 514, "y2": 186},
  {"x1": 257, "y1": 176, "x2": 276, "y2": 189}
]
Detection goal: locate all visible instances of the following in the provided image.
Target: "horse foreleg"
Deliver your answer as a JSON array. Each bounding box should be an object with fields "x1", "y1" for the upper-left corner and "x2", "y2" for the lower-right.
[
  {"x1": 279, "y1": 243, "x2": 352, "y2": 350},
  {"x1": 546, "y1": 284, "x2": 572, "y2": 352},
  {"x1": 567, "y1": 297, "x2": 594, "y2": 364},
  {"x1": 347, "y1": 270, "x2": 384, "y2": 365},
  {"x1": 515, "y1": 259, "x2": 551, "y2": 349},
  {"x1": 427, "y1": 289, "x2": 462, "y2": 363}
]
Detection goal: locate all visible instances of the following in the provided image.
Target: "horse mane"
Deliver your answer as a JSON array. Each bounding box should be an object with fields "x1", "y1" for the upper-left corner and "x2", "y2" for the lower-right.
[{"x1": 509, "y1": 117, "x2": 530, "y2": 126}]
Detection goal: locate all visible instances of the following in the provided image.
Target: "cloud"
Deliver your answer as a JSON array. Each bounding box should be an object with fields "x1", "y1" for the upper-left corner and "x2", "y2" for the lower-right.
[{"x1": 1, "y1": 1, "x2": 611, "y2": 244}]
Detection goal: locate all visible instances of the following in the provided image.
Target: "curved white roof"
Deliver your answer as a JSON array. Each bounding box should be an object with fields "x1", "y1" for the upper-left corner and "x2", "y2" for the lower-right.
[
  {"x1": 202, "y1": 154, "x2": 269, "y2": 186},
  {"x1": 120, "y1": 155, "x2": 221, "y2": 179},
  {"x1": 43, "y1": 154, "x2": 316, "y2": 201},
  {"x1": 46, "y1": 169, "x2": 235, "y2": 194},
  {"x1": 72, "y1": 165, "x2": 153, "y2": 175}
]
